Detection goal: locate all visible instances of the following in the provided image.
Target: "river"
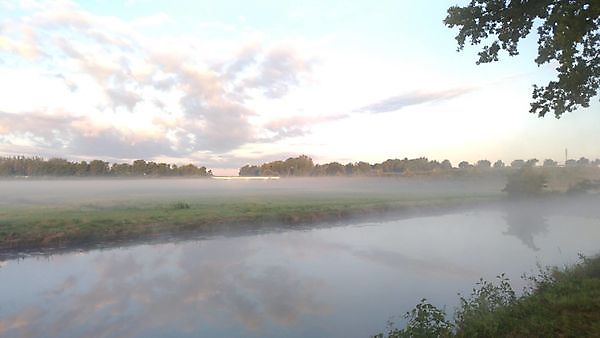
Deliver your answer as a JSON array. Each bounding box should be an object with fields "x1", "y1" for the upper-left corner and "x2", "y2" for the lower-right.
[{"x1": 1, "y1": 198, "x2": 599, "y2": 337}]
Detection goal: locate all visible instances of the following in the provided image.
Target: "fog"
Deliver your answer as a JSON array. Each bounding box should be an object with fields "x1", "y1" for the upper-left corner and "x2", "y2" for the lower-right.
[{"x1": 0, "y1": 176, "x2": 506, "y2": 207}]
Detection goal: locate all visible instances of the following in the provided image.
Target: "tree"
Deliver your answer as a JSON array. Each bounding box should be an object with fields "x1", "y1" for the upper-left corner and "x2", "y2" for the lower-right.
[
  {"x1": 89, "y1": 160, "x2": 109, "y2": 176},
  {"x1": 458, "y1": 161, "x2": 472, "y2": 169},
  {"x1": 476, "y1": 159, "x2": 491, "y2": 169},
  {"x1": 577, "y1": 157, "x2": 590, "y2": 166},
  {"x1": 445, "y1": 1, "x2": 600, "y2": 118},
  {"x1": 510, "y1": 159, "x2": 525, "y2": 168},
  {"x1": 441, "y1": 159, "x2": 453, "y2": 169},
  {"x1": 132, "y1": 159, "x2": 147, "y2": 176},
  {"x1": 324, "y1": 162, "x2": 345, "y2": 176},
  {"x1": 493, "y1": 160, "x2": 505, "y2": 168},
  {"x1": 355, "y1": 161, "x2": 372, "y2": 174},
  {"x1": 543, "y1": 159, "x2": 557, "y2": 167},
  {"x1": 239, "y1": 164, "x2": 261, "y2": 176},
  {"x1": 503, "y1": 168, "x2": 547, "y2": 197},
  {"x1": 524, "y1": 158, "x2": 539, "y2": 167}
]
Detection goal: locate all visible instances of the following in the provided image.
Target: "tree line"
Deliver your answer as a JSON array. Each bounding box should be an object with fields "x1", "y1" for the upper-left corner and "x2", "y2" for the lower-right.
[
  {"x1": 0, "y1": 156, "x2": 212, "y2": 177},
  {"x1": 240, "y1": 155, "x2": 600, "y2": 177}
]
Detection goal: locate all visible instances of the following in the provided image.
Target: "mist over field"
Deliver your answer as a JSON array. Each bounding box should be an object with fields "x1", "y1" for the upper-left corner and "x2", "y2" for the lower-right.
[{"x1": 0, "y1": 176, "x2": 506, "y2": 207}]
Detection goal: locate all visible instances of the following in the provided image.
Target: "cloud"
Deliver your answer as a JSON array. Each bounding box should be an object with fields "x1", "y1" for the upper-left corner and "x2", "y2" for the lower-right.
[
  {"x1": 0, "y1": 111, "x2": 74, "y2": 147},
  {"x1": 264, "y1": 114, "x2": 347, "y2": 140},
  {"x1": 358, "y1": 87, "x2": 476, "y2": 114},
  {"x1": 0, "y1": 2, "x2": 316, "y2": 162},
  {"x1": 105, "y1": 87, "x2": 142, "y2": 111},
  {"x1": 243, "y1": 46, "x2": 313, "y2": 98}
]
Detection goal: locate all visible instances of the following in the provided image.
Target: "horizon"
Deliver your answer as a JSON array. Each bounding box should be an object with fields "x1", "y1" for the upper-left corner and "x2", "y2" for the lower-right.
[
  {"x1": 1, "y1": 1, "x2": 599, "y2": 176},
  {"x1": 1, "y1": 153, "x2": 596, "y2": 178}
]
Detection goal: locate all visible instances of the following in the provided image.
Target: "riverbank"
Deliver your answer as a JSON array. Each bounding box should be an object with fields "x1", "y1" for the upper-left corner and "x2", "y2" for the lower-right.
[
  {"x1": 0, "y1": 194, "x2": 499, "y2": 257},
  {"x1": 0, "y1": 176, "x2": 509, "y2": 256},
  {"x1": 375, "y1": 254, "x2": 600, "y2": 337}
]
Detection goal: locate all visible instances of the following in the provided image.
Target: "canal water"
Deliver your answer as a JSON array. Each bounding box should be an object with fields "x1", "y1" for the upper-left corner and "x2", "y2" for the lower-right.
[{"x1": 1, "y1": 201, "x2": 599, "y2": 337}]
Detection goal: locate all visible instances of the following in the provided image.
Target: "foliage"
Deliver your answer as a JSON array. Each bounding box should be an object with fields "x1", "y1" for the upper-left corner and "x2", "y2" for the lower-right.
[
  {"x1": 458, "y1": 161, "x2": 472, "y2": 169},
  {"x1": 375, "y1": 255, "x2": 600, "y2": 337},
  {"x1": 453, "y1": 274, "x2": 517, "y2": 337},
  {"x1": 170, "y1": 202, "x2": 191, "y2": 210},
  {"x1": 476, "y1": 159, "x2": 491, "y2": 169},
  {"x1": 445, "y1": 0, "x2": 600, "y2": 118},
  {"x1": 373, "y1": 299, "x2": 453, "y2": 338},
  {"x1": 240, "y1": 155, "x2": 600, "y2": 177},
  {"x1": 240, "y1": 156, "x2": 463, "y2": 177},
  {"x1": 567, "y1": 179, "x2": 600, "y2": 194},
  {"x1": 503, "y1": 168, "x2": 547, "y2": 196},
  {"x1": 0, "y1": 156, "x2": 211, "y2": 177}
]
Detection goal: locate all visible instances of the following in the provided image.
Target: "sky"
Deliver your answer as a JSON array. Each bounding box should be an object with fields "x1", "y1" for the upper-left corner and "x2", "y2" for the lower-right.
[{"x1": 0, "y1": 0, "x2": 598, "y2": 175}]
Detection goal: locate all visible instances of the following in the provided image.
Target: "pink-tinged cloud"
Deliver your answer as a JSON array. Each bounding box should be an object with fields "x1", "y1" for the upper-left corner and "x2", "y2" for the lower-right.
[{"x1": 0, "y1": 2, "x2": 315, "y2": 163}]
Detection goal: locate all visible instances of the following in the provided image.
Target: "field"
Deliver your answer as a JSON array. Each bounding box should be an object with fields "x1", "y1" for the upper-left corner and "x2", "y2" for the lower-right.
[{"x1": 0, "y1": 176, "x2": 505, "y2": 253}]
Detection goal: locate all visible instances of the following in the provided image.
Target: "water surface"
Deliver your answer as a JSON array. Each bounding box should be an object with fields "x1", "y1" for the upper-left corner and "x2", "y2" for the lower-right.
[{"x1": 1, "y1": 201, "x2": 599, "y2": 337}]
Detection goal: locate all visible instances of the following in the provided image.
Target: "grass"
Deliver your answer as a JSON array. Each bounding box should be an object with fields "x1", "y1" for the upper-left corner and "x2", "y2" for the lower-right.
[
  {"x1": 0, "y1": 192, "x2": 499, "y2": 252},
  {"x1": 374, "y1": 254, "x2": 600, "y2": 337}
]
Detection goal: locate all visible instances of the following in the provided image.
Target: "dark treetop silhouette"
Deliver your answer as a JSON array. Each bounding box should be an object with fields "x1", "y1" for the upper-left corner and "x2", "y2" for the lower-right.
[{"x1": 445, "y1": 0, "x2": 599, "y2": 118}]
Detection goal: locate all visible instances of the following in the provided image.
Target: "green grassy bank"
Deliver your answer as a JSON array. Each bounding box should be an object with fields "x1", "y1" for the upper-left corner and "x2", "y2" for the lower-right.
[
  {"x1": 0, "y1": 193, "x2": 497, "y2": 253},
  {"x1": 375, "y1": 254, "x2": 600, "y2": 337}
]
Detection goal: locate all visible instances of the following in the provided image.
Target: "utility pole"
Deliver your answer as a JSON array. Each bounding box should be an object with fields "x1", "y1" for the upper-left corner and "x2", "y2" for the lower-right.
[{"x1": 565, "y1": 148, "x2": 568, "y2": 165}]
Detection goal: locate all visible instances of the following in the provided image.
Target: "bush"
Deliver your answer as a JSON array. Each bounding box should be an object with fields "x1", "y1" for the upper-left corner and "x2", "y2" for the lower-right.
[
  {"x1": 373, "y1": 299, "x2": 453, "y2": 338},
  {"x1": 170, "y1": 202, "x2": 191, "y2": 210},
  {"x1": 503, "y1": 169, "x2": 547, "y2": 197},
  {"x1": 374, "y1": 255, "x2": 600, "y2": 337}
]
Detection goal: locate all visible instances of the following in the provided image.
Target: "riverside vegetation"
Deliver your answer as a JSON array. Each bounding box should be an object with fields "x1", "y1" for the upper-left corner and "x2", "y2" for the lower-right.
[{"x1": 373, "y1": 254, "x2": 600, "y2": 337}]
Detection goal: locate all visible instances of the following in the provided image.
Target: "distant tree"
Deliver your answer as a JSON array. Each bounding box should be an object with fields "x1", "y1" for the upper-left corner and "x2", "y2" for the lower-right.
[
  {"x1": 503, "y1": 169, "x2": 547, "y2": 197},
  {"x1": 566, "y1": 159, "x2": 577, "y2": 167},
  {"x1": 577, "y1": 157, "x2": 591, "y2": 166},
  {"x1": 543, "y1": 159, "x2": 558, "y2": 167},
  {"x1": 111, "y1": 163, "x2": 132, "y2": 176},
  {"x1": 493, "y1": 160, "x2": 505, "y2": 169},
  {"x1": 445, "y1": 1, "x2": 600, "y2": 118},
  {"x1": 132, "y1": 159, "x2": 147, "y2": 176},
  {"x1": 239, "y1": 164, "x2": 261, "y2": 176},
  {"x1": 510, "y1": 159, "x2": 525, "y2": 168},
  {"x1": 0, "y1": 156, "x2": 210, "y2": 177},
  {"x1": 458, "y1": 161, "x2": 472, "y2": 169},
  {"x1": 156, "y1": 163, "x2": 170, "y2": 176},
  {"x1": 476, "y1": 159, "x2": 491, "y2": 169},
  {"x1": 75, "y1": 161, "x2": 90, "y2": 176},
  {"x1": 46, "y1": 158, "x2": 75, "y2": 175},
  {"x1": 284, "y1": 155, "x2": 314, "y2": 176},
  {"x1": 89, "y1": 160, "x2": 109, "y2": 176},
  {"x1": 355, "y1": 161, "x2": 372, "y2": 175},
  {"x1": 344, "y1": 163, "x2": 355, "y2": 175},
  {"x1": 177, "y1": 164, "x2": 208, "y2": 176},
  {"x1": 441, "y1": 159, "x2": 453, "y2": 169},
  {"x1": 524, "y1": 159, "x2": 539, "y2": 167},
  {"x1": 325, "y1": 162, "x2": 345, "y2": 176}
]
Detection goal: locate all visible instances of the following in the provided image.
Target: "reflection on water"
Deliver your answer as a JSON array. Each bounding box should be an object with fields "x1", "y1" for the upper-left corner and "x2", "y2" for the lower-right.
[
  {"x1": 503, "y1": 204, "x2": 548, "y2": 251},
  {"x1": 1, "y1": 207, "x2": 599, "y2": 338}
]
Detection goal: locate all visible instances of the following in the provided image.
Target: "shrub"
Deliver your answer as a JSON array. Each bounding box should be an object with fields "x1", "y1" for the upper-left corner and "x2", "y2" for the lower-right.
[
  {"x1": 171, "y1": 202, "x2": 191, "y2": 210},
  {"x1": 502, "y1": 169, "x2": 547, "y2": 197}
]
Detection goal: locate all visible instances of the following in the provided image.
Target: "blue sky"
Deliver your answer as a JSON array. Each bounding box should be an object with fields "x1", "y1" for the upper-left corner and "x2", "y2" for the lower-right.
[{"x1": 0, "y1": 0, "x2": 598, "y2": 174}]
